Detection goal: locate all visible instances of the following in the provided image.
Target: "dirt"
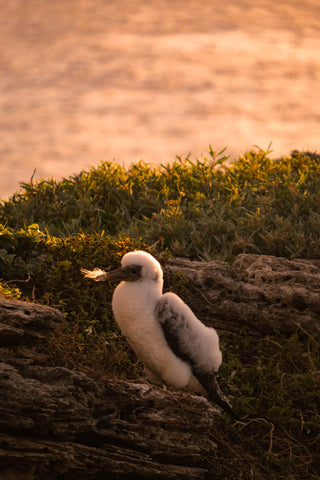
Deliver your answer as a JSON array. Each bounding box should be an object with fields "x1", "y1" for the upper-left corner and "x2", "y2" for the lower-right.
[{"x1": 0, "y1": 0, "x2": 320, "y2": 199}]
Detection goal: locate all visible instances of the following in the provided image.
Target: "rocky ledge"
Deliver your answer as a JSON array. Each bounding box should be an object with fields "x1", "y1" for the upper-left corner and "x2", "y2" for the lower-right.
[
  {"x1": 0, "y1": 298, "x2": 218, "y2": 480},
  {"x1": 168, "y1": 253, "x2": 320, "y2": 335},
  {"x1": 1, "y1": 253, "x2": 320, "y2": 479}
]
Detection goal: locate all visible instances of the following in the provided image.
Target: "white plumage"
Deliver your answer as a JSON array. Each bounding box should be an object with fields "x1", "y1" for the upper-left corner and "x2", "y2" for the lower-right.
[{"x1": 82, "y1": 250, "x2": 236, "y2": 417}]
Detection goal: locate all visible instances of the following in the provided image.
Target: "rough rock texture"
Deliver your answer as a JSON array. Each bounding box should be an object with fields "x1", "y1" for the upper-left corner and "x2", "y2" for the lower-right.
[
  {"x1": 0, "y1": 297, "x2": 218, "y2": 480},
  {"x1": 167, "y1": 253, "x2": 320, "y2": 335},
  {"x1": 2, "y1": 253, "x2": 320, "y2": 479},
  {"x1": 0, "y1": 297, "x2": 63, "y2": 346}
]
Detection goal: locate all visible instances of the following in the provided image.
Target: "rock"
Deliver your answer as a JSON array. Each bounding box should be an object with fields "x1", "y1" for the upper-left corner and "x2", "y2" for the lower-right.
[
  {"x1": 3, "y1": 253, "x2": 319, "y2": 479},
  {"x1": 167, "y1": 253, "x2": 320, "y2": 335},
  {"x1": 0, "y1": 296, "x2": 218, "y2": 480},
  {"x1": 0, "y1": 297, "x2": 63, "y2": 345}
]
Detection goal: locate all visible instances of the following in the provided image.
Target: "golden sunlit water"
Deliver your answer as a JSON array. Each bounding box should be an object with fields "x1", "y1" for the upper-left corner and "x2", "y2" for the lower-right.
[{"x1": 1, "y1": 0, "x2": 319, "y2": 199}]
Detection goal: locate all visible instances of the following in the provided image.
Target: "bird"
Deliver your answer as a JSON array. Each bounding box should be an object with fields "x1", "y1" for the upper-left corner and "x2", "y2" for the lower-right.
[{"x1": 81, "y1": 250, "x2": 236, "y2": 417}]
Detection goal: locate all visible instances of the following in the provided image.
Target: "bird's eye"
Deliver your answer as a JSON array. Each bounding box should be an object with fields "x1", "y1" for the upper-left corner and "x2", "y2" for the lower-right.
[{"x1": 129, "y1": 265, "x2": 142, "y2": 276}]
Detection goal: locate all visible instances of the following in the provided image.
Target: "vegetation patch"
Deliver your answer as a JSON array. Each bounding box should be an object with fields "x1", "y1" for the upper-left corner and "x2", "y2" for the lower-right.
[{"x1": 1, "y1": 148, "x2": 320, "y2": 261}]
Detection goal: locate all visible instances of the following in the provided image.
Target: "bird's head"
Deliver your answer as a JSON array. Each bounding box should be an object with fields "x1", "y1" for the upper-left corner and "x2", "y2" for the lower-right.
[{"x1": 103, "y1": 251, "x2": 163, "y2": 286}]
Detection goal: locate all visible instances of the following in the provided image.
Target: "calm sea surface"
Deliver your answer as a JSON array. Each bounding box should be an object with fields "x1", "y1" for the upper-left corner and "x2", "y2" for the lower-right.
[{"x1": 1, "y1": 0, "x2": 320, "y2": 199}]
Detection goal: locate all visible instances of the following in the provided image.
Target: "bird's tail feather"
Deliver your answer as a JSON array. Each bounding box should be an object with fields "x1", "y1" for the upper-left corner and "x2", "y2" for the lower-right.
[
  {"x1": 81, "y1": 267, "x2": 108, "y2": 281},
  {"x1": 197, "y1": 371, "x2": 238, "y2": 419},
  {"x1": 208, "y1": 374, "x2": 238, "y2": 419}
]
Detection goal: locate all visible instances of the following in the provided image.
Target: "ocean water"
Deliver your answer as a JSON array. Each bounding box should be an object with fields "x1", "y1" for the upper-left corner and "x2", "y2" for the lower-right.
[{"x1": 1, "y1": 0, "x2": 319, "y2": 199}]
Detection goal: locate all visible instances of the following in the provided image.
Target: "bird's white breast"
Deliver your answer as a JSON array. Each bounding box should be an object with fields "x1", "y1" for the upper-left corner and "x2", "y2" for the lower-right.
[{"x1": 112, "y1": 281, "x2": 193, "y2": 389}]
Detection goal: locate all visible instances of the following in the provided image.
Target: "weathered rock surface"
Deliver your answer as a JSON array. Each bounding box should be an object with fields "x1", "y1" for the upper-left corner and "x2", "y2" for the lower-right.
[
  {"x1": 2, "y1": 253, "x2": 320, "y2": 479},
  {"x1": 0, "y1": 297, "x2": 63, "y2": 346},
  {"x1": 0, "y1": 297, "x2": 218, "y2": 480},
  {"x1": 167, "y1": 253, "x2": 320, "y2": 335}
]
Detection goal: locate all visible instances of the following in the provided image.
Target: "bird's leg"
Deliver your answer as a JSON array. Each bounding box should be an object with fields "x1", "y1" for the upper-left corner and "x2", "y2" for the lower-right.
[{"x1": 144, "y1": 366, "x2": 163, "y2": 386}]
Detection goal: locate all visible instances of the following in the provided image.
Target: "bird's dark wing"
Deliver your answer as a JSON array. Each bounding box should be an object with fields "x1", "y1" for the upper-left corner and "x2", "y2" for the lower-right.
[
  {"x1": 155, "y1": 295, "x2": 195, "y2": 367},
  {"x1": 155, "y1": 294, "x2": 237, "y2": 418}
]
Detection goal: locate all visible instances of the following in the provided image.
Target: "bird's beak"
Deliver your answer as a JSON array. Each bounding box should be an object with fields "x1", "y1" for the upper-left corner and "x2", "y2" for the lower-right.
[{"x1": 101, "y1": 265, "x2": 142, "y2": 282}]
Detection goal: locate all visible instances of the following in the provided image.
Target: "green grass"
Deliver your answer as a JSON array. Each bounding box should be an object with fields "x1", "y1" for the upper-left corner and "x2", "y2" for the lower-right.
[
  {"x1": 0, "y1": 147, "x2": 320, "y2": 479},
  {"x1": 1, "y1": 148, "x2": 320, "y2": 261}
]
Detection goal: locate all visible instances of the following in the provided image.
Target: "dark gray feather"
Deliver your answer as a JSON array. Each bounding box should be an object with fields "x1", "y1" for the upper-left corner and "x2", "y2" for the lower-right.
[
  {"x1": 155, "y1": 296, "x2": 198, "y2": 370},
  {"x1": 155, "y1": 296, "x2": 238, "y2": 418}
]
